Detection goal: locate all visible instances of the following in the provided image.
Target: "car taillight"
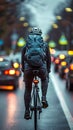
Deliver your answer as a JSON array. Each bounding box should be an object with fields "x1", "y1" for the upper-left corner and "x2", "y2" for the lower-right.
[
  {"x1": 64, "y1": 68, "x2": 69, "y2": 73},
  {"x1": 4, "y1": 69, "x2": 16, "y2": 75},
  {"x1": 70, "y1": 64, "x2": 73, "y2": 70},
  {"x1": 15, "y1": 70, "x2": 20, "y2": 76},
  {"x1": 55, "y1": 58, "x2": 59, "y2": 64},
  {"x1": 4, "y1": 70, "x2": 9, "y2": 75},
  {"x1": 9, "y1": 69, "x2": 16, "y2": 75},
  {"x1": 61, "y1": 61, "x2": 67, "y2": 66}
]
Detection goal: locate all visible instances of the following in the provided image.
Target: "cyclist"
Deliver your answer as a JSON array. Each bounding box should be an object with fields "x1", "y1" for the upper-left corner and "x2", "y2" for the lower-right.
[{"x1": 21, "y1": 27, "x2": 51, "y2": 119}]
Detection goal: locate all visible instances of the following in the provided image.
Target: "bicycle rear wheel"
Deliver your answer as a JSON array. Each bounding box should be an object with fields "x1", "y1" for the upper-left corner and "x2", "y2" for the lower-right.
[{"x1": 34, "y1": 86, "x2": 38, "y2": 130}]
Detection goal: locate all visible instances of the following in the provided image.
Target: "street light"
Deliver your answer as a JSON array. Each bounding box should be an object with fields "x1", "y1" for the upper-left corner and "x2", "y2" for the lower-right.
[
  {"x1": 65, "y1": 7, "x2": 73, "y2": 12},
  {"x1": 19, "y1": 16, "x2": 25, "y2": 21},
  {"x1": 56, "y1": 16, "x2": 62, "y2": 20},
  {"x1": 52, "y1": 23, "x2": 58, "y2": 29}
]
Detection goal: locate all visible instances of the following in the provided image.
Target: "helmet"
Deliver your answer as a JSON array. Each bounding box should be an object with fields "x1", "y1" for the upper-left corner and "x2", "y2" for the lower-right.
[{"x1": 30, "y1": 27, "x2": 42, "y2": 35}]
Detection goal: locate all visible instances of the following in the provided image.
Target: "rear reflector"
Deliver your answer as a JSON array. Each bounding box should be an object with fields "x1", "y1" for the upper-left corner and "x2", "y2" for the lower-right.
[{"x1": 33, "y1": 79, "x2": 39, "y2": 84}]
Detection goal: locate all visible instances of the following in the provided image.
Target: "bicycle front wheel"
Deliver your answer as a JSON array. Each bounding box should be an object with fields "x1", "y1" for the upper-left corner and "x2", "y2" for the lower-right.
[{"x1": 34, "y1": 86, "x2": 38, "y2": 130}]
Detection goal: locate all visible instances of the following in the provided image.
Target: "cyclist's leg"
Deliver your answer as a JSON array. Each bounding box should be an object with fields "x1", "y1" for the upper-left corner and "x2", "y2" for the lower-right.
[
  {"x1": 39, "y1": 68, "x2": 49, "y2": 108},
  {"x1": 24, "y1": 70, "x2": 33, "y2": 119}
]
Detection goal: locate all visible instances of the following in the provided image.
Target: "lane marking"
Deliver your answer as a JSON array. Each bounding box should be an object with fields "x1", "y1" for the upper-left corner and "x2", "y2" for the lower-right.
[{"x1": 50, "y1": 73, "x2": 73, "y2": 130}]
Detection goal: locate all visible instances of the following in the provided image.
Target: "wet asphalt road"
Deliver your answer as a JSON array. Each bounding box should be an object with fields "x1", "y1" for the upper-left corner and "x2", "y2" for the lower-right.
[{"x1": 0, "y1": 76, "x2": 70, "y2": 130}]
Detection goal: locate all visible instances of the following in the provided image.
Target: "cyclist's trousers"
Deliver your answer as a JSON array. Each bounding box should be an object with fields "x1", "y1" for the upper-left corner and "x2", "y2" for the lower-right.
[{"x1": 24, "y1": 68, "x2": 49, "y2": 110}]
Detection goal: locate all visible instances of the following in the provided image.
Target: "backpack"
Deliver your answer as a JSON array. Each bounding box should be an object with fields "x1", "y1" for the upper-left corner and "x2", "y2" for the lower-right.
[{"x1": 25, "y1": 34, "x2": 46, "y2": 68}]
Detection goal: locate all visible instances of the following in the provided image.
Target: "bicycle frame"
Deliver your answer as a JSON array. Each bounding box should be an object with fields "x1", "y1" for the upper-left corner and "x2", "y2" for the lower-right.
[{"x1": 30, "y1": 70, "x2": 42, "y2": 130}]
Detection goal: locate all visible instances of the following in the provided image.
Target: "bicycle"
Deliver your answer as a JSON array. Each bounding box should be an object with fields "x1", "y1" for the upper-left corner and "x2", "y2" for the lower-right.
[{"x1": 30, "y1": 70, "x2": 42, "y2": 130}]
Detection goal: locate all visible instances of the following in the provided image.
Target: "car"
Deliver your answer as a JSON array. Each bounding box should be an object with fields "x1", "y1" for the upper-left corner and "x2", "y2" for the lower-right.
[
  {"x1": 11, "y1": 59, "x2": 21, "y2": 77},
  {"x1": 58, "y1": 54, "x2": 69, "y2": 79},
  {"x1": 0, "y1": 57, "x2": 21, "y2": 90},
  {"x1": 58, "y1": 60, "x2": 67, "y2": 79},
  {"x1": 54, "y1": 51, "x2": 67, "y2": 72},
  {"x1": 52, "y1": 49, "x2": 61, "y2": 64},
  {"x1": 65, "y1": 62, "x2": 73, "y2": 91}
]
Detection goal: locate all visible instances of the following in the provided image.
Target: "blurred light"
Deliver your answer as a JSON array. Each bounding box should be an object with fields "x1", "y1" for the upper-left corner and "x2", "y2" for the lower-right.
[
  {"x1": 4, "y1": 70, "x2": 9, "y2": 75},
  {"x1": 65, "y1": 8, "x2": 73, "y2": 12},
  {"x1": 64, "y1": 68, "x2": 69, "y2": 73},
  {"x1": 9, "y1": 69, "x2": 16, "y2": 75},
  {"x1": 70, "y1": 64, "x2": 73, "y2": 70},
  {"x1": 59, "y1": 54, "x2": 65, "y2": 60},
  {"x1": 68, "y1": 50, "x2": 73, "y2": 55},
  {"x1": 23, "y1": 22, "x2": 28, "y2": 27},
  {"x1": 59, "y1": 34, "x2": 68, "y2": 45},
  {"x1": 7, "y1": 93, "x2": 17, "y2": 123},
  {"x1": 56, "y1": 16, "x2": 62, "y2": 20},
  {"x1": 52, "y1": 24, "x2": 58, "y2": 29},
  {"x1": 61, "y1": 61, "x2": 67, "y2": 66},
  {"x1": 19, "y1": 17, "x2": 25, "y2": 21},
  {"x1": 13, "y1": 62, "x2": 19, "y2": 69},
  {"x1": 55, "y1": 58, "x2": 59, "y2": 64},
  {"x1": 0, "y1": 57, "x2": 3, "y2": 61},
  {"x1": 50, "y1": 48, "x2": 56, "y2": 54},
  {"x1": 0, "y1": 86, "x2": 14, "y2": 90},
  {"x1": 15, "y1": 70, "x2": 20, "y2": 76},
  {"x1": 4, "y1": 69, "x2": 16, "y2": 75},
  {"x1": 17, "y1": 37, "x2": 26, "y2": 47},
  {"x1": 48, "y1": 41, "x2": 56, "y2": 48}
]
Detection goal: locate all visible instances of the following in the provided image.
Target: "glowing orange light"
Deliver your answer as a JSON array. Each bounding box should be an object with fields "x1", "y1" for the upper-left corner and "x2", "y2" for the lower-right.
[
  {"x1": 33, "y1": 79, "x2": 39, "y2": 84},
  {"x1": 15, "y1": 70, "x2": 20, "y2": 76},
  {"x1": 0, "y1": 86, "x2": 14, "y2": 90},
  {"x1": 4, "y1": 70, "x2": 9, "y2": 75},
  {"x1": 70, "y1": 64, "x2": 73, "y2": 70},
  {"x1": 55, "y1": 58, "x2": 59, "y2": 64},
  {"x1": 64, "y1": 68, "x2": 69, "y2": 73}
]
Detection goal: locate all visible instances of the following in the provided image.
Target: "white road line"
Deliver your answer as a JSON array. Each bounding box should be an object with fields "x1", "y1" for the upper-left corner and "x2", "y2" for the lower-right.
[{"x1": 50, "y1": 73, "x2": 73, "y2": 130}]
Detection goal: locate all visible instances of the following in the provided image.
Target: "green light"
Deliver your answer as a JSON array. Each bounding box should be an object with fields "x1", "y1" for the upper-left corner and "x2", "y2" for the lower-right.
[
  {"x1": 48, "y1": 41, "x2": 56, "y2": 48},
  {"x1": 59, "y1": 35, "x2": 68, "y2": 45},
  {"x1": 17, "y1": 37, "x2": 26, "y2": 47}
]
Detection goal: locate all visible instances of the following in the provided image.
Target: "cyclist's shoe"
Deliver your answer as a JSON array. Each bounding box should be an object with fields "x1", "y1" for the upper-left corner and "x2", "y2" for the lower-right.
[
  {"x1": 24, "y1": 110, "x2": 31, "y2": 120},
  {"x1": 42, "y1": 97, "x2": 48, "y2": 108}
]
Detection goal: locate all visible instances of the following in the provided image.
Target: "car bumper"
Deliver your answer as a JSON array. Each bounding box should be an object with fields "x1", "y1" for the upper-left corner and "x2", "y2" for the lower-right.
[{"x1": 0, "y1": 77, "x2": 18, "y2": 90}]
